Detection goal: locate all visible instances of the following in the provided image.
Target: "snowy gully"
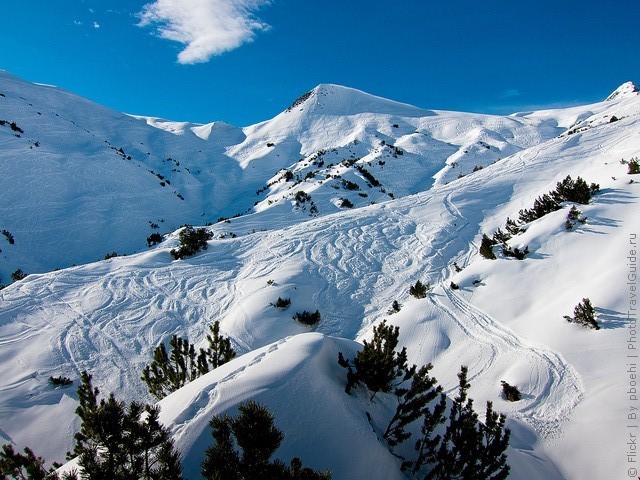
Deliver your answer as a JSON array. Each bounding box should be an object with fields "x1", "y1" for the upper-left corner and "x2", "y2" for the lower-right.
[{"x1": 627, "y1": 233, "x2": 639, "y2": 478}]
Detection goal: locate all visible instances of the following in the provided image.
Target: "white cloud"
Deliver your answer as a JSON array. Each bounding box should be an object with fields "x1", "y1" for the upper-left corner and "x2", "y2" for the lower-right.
[
  {"x1": 93, "y1": 21, "x2": 101, "y2": 29},
  {"x1": 137, "y1": 0, "x2": 272, "y2": 64}
]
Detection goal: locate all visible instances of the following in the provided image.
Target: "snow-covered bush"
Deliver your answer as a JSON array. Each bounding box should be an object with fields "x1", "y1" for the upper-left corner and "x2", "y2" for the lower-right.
[
  {"x1": 501, "y1": 381, "x2": 522, "y2": 402},
  {"x1": 564, "y1": 298, "x2": 600, "y2": 330},
  {"x1": 293, "y1": 310, "x2": 321, "y2": 326},
  {"x1": 409, "y1": 280, "x2": 429, "y2": 298},
  {"x1": 146, "y1": 232, "x2": 163, "y2": 247},
  {"x1": 170, "y1": 226, "x2": 213, "y2": 260},
  {"x1": 273, "y1": 297, "x2": 291, "y2": 309}
]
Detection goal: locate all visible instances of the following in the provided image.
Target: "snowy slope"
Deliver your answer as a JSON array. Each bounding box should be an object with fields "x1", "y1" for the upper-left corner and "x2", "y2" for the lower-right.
[
  {"x1": 1, "y1": 72, "x2": 579, "y2": 282},
  {"x1": 1, "y1": 73, "x2": 639, "y2": 479}
]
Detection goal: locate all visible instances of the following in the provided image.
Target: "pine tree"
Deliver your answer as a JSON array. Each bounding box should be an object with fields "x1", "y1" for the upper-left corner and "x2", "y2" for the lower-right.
[
  {"x1": 420, "y1": 366, "x2": 510, "y2": 480},
  {"x1": 491, "y1": 228, "x2": 511, "y2": 245},
  {"x1": 201, "y1": 413, "x2": 241, "y2": 480},
  {"x1": 552, "y1": 175, "x2": 596, "y2": 204},
  {"x1": 202, "y1": 401, "x2": 330, "y2": 480},
  {"x1": 500, "y1": 381, "x2": 522, "y2": 402},
  {"x1": 206, "y1": 320, "x2": 237, "y2": 368},
  {"x1": 409, "y1": 280, "x2": 429, "y2": 299},
  {"x1": 339, "y1": 320, "x2": 411, "y2": 400},
  {"x1": 565, "y1": 298, "x2": 599, "y2": 330},
  {"x1": 142, "y1": 322, "x2": 236, "y2": 399},
  {"x1": 412, "y1": 393, "x2": 447, "y2": 476},
  {"x1": 70, "y1": 372, "x2": 183, "y2": 480},
  {"x1": 479, "y1": 234, "x2": 497, "y2": 260},
  {"x1": 504, "y1": 217, "x2": 523, "y2": 236},
  {"x1": 0, "y1": 444, "x2": 58, "y2": 480},
  {"x1": 383, "y1": 364, "x2": 443, "y2": 448},
  {"x1": 233, "y1": 402, "x2": 284, "y2": 477},
  {"x1": 170, "y1": 226, "x2": 214, "y2": 259}
]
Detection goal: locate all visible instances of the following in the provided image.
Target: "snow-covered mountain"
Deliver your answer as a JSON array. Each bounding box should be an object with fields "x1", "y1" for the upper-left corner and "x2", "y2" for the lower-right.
[
  {"x1": 0, "y1": 72, "x2": 581, "y2": 281},
  {"x1": 1, "y1": 71, "x2": 638, "y2": 479}
]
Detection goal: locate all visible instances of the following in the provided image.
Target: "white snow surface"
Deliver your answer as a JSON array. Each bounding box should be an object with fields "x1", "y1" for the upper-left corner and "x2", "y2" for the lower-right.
[{"x1": 1, "y1": 71, "x2": 639, "y2": 479}]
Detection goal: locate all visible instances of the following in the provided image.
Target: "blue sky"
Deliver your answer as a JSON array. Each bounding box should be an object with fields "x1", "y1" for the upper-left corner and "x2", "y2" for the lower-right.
[{"x1": 1, "y1": 1, "x2": 639, "y2": 126}]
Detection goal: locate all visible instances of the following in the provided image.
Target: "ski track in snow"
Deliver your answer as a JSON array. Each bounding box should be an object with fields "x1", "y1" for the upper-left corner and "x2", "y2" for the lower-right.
[
  {"x1": 170, "y1": 336, "x2": 290, "y2": 439},
  {"x1": 2, "y1": 73, "x2": 639, "y2": 478},
  {"x1": 6, "y1": 172, "x2": 585, "y2": 439}
]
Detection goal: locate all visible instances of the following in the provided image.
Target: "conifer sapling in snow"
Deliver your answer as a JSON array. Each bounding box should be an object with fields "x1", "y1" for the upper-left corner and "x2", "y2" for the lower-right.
[{"x1": 201, "y1": 401, "x2": 330, "y2": 480}]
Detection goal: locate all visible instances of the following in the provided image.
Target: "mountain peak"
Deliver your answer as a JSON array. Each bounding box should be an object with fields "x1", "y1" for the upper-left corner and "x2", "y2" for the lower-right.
[
  {"x1": 284, "y1": 83, "x2": 429, "y2": 117},
  {"x1": 605, "y1": 81, "x2": 638, "y2": 101}
]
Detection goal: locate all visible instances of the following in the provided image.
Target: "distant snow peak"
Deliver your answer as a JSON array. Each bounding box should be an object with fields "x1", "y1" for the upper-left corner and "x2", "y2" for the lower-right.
[{"x1": 605, "y1": 81, "x2": 639, "y2": 101}]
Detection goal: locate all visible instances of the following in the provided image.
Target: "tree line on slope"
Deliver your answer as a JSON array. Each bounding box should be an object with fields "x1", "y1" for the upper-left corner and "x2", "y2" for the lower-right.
[{"x1": 480, "y1": 175, "x2": 600, "y2": 261}]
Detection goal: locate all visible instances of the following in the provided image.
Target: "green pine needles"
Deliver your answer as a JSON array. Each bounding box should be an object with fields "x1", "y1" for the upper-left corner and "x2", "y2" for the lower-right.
[
  {"x1": 201, "y1": 401, "x2": 331, "y2": 480},
  {"x1": 417, "y1": 367, "x2": 510, "y2": 479},
  {"x1": 564, "y1": 297, "x2": 600, "y2": 330},
  {"x1": 141, "y1": 321, "x2": 236, "y2": 399},
  {"x1": 339, "y1": 322, "x2": 511, "y2": 479},
  {"x1": 70, "y1": 372, "x2": 183, "y2": 480},
  {"x1": 170, "y1": 226, "x2": 214, "y2": 260}
]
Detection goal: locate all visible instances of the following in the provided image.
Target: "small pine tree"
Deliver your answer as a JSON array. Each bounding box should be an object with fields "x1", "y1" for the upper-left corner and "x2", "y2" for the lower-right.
[
  {"x1": 293, "y1": 310, "x2": 321, "y2": 326},
  {"x1": 147, "y1": 233, "x2": 163, "y2": 247},
  {"x1": 273, "y1": 297, "x2": 292, "y2": 308},
  {"x1": 410, "y1": 280, "x2": 429, "y2": 299},
  {"x1": 565, "y1": 298, "x2": 600, "y2": 330},
  {"x1": 628, "y1": 158, "x2": 640, "y2": 174},
  {"x1": 339, "y1": 320, "x2": 411, "y2": 400},
  {"x1": 206, "y1": 320, "x2": 237, "y2": 369},
  {"x1": 504, "y1": 217, "x2": 524, "y2": 236},
  {"x1": 420, "y1": 366, "x2": 510, "y2": 480},
  {"x1": 552, "y1": 175, "x2": 599, "y2": 204},
  {"x1": 340, "y1": 198, "x2": 354, "y2": 208},
  {"x1": 202, "y1": 401, "x2": 329, "y2": 480},
  {"x1": 11, "y1": 269, "x2": 27, "y2": 282},
  {"x1": 412, "y1": 393, "x2": 447, "y2": 476},
  {"x1": 142, "y1": 322, "x2": 236, "y2": 399},
  {"x1": 502, "y1": 245, "x2": 529, "y2": 260},
  {"x1": 1, "y1": 229, "x2": 14, "y2": 245},
  {"x1": 70, "y1": 372, "x2": 183, "y2": 480},
  {"x1": 49, "y1": 376, "x2": 73, "y2": 387},
  {"x1": 567, "y1": 205, "x2": 582, "y2": 220},
  {"x1": 0, "y1": 444, "x2": 58, "y2": 480},
  {"x1": 388, "y1": 300, "x2": 401, "y2": 314},
  {"x1": 500, "y1": 381, "x2": 522, "y2": 402},
  {"x1": 480, "y1": 234, "x2": 497, "y2": 260},
  {"x1": 170, "y1": 226, "x2": 213, "y2": 259},
  {"x1": 383, "y1": 364, "x2": 443, "y2": 447},
  {"x1": 491, "y1": 228, "x2": 511, "y2": 244}
]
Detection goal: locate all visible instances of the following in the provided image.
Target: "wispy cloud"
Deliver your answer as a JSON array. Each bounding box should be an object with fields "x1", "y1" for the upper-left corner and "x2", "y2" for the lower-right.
[
  {"x1": 137, "y1": 0, "x2": 272, "y2": 64},
  {"x1": 499, "y1": 89, "x2": 521, "y2": 99},
  {"x1": 93, "y1": 21, "x2": 101, "y2": 29}
]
